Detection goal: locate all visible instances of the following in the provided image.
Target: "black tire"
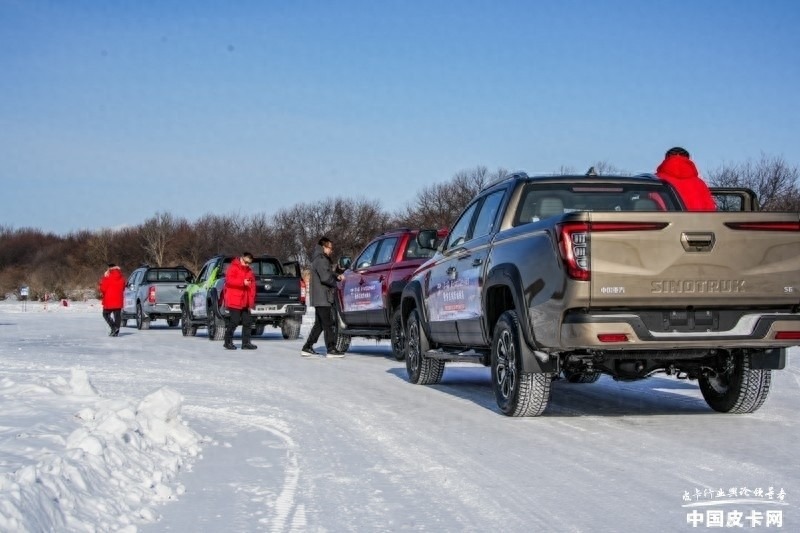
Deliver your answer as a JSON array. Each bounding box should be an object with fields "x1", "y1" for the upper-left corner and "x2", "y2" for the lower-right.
[
  {"x1": 491, "y1": 310, "x2": 552, "y2": 417},
  {"x1": 167, "y1": 317, "x2": 180, "y2": 328},
  {"x1": 390, "y1": 308, "x2": 405, "y2": 361},
  {"x1": 331, "y1": 306, "x2": 351, "y2": 352},
  {"x1": 254, "y1": 324, "x2": 265, "y2": 337},
  {"x1": 207, "y1": 301, "x2": 225, "y2": 341},
  {"x1": 405, "y1": 309, "x2": 444, "y2": 385},
  {"x1": 181, "y1": 306, "x2": 197, "y2": 337},
  {"x1": 562, "y1": 369, "x2": 601, "y2": 384},
  {"x1": 281, "y1": 318, "x2": 301, "y2": 340},
  {"x1": 136, "y1": 303, "x2": 150, "y2": 330},
  {"x1": 699, "y1": 351, "x2": 772, "y2": 413}
]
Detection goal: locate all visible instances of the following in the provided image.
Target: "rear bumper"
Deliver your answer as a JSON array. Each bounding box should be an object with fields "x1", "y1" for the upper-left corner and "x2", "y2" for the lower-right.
[
  {"x1": 142, "y1": 303, "x2": 182, "y2": 317},
  {"x1": 250, "y1": 303, "x2": 306, "y2": 322},
  {"x1": 560, "y1": 311, "x2": 800, "y2": 350}
]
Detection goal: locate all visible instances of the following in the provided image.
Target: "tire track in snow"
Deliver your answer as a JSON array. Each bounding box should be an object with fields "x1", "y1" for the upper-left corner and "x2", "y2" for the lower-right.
[{"x1": 183, "y1": 405, "x2": 300, "y2": 532}]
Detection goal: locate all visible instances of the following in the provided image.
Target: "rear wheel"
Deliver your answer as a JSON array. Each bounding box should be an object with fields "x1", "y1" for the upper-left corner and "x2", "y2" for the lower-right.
[
  {"x1": 405, "y1": 309, "x2": 444, "y2": 385},
  {"x1": 390, "y1": 308, "x2": 405, "y2": 361},
  {"x1": 699, "y1": 351, "x2": 772, "y2": 413},
  {"x1": 181, "y1": 306, "x2": 197, "y2": 337},
  {"x1": 491, "y1": 311, "x2": 552, "y2": 417},
  {"x1": 281, "y1": 318, "x2": 301, "y2": 340},
  {"x1": 253, "y1": 324, "x2": 265, "y2": 337},
  {"x1": 167, "y1": 317, "x2": 180, "y2": 328},
  {"x1": 136, "y1": 303, "x2": 150, "y2": 330}
]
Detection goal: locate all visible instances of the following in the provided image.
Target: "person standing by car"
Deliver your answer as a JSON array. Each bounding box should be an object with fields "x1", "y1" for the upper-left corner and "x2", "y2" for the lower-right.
[
  {"x1": 301, "y1": 237, "x2": 345, "y2": 357},
  {"x1": 98, "y1": 263, "x2": 125, "y2": 336},
  {"x1": 223, "y1": 252, "x2": 257, "y2": 350},
  {"x1": 656, "y1": 146, "x2": 717, "y2": 211}
]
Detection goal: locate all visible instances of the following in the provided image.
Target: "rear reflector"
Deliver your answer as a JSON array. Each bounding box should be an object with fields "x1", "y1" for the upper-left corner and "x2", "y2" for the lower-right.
[
  {"x1": 597, "y1": 333, "x2": 629, "y2": 343},
  {"x1": 775, "y1": 331, "x2": 800, "y2": 340},
  {"x1": 725, "y1": 221, "x2": 800, "y2": 231}
]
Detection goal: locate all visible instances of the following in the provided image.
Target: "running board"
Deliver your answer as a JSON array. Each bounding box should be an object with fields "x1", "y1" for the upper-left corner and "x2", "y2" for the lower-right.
[
  {"x1": 425, "y1": 349, "x2": 486, "y2": 362},
  {"x1": 339, "y1": 327, "x2": 391, "y2": 337}
]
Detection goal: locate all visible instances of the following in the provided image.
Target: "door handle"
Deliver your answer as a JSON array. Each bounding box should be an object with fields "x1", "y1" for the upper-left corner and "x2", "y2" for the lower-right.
[
  {"x1": 472, "y1": 258, "x2": 483, "y2": 267},
  {"x1": 379, "y1": 275, "x2": 385, "y2": 282},
  {"x1": 446, "y1": 266, "x2": 457, "y2": 280},
  {"x1": 359, "y1": 278, "x2": 365, "y2": 285}
]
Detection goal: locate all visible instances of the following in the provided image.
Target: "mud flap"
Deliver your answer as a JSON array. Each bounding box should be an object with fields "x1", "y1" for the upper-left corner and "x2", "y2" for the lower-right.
[
  {"x1": 519, "y1": 340, "x2": 559, "y2": 374},
  {"x1": 750, "y1": 348, "x2": 786, "y2": 370}
]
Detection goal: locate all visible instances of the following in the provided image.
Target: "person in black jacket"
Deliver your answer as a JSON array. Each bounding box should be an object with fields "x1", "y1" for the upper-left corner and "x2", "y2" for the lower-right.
[{"x1": 301, "y1": 237, "x2": 345, "y2": 357}]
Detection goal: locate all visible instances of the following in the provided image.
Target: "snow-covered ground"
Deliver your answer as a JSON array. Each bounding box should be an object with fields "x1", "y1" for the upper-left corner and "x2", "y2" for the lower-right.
[{"x1": 0, "y1": 299, "x2": 797, "y2": 532}]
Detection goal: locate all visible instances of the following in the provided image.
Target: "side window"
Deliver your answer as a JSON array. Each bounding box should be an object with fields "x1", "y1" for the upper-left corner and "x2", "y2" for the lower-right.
[
  {"x1": 445, "y1": 202, "x2": 479, "y2": 250},
  {"x1": 126, "y1": 270, "x2": 138, "y2": 286},
  {"x1": 196, "y1": 264, "x2": 210, "y2": 283},
  {"x1": 374, "y1": 237, "x2": 398, "y2": 265},
  {"x1": 472, "y1": 190, "x2": 505, "y2": 239},
  {"x1": 355, "y1": 241, "x2": 380, "y2": 269}
]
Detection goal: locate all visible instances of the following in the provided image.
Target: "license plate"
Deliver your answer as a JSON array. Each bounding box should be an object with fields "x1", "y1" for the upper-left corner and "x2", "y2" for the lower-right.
[{"x1": 256, "y1": 304, "x2": 279, "y2": 312}]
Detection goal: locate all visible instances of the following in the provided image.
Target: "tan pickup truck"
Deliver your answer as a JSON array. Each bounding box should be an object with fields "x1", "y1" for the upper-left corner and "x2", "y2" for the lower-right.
[{"x1": 400, "y1": 173, "x2": 800, "y2": 416}]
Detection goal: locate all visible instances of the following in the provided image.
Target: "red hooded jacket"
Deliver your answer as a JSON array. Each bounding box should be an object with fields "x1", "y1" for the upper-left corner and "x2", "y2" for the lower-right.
[
  {"x1": 656, "y1": 155, "x2": 717, "y2": 211},
  {"x1": 223, "y1": 257, "x2": 256, "y2": 310},
  {"x1": 98, "y1": 267, "x2": 125, "y2": 310}
]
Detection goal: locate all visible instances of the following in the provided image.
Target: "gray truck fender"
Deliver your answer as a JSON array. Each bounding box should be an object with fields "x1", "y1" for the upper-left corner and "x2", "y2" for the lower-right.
[
  {"x1": 484, "y1": 264, "x2": 558, "y2": 374},
  {"x1": 400, "y1": 281, "x2": 435, "y2": 343}
]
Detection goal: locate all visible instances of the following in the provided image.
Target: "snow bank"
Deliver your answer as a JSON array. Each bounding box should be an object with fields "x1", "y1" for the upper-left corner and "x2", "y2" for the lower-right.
[{"x1": 0, "y1": 369, "x2": 203, "y2": 532}]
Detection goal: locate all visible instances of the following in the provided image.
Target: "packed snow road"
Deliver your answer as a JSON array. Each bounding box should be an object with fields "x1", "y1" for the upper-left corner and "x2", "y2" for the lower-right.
[{"x1": 1, "y1": 303, "x2": 798, "y2": 531}]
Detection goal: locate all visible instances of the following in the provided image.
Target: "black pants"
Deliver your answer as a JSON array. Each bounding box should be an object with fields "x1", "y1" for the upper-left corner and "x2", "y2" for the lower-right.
[
  {"x1": 225, "y1": 308, "x2": 252, "y2": 344},
  {"x1": 102, "y1": 309, "x2": 121, "y2": 332},
  {"x1": 304, "y1": 306, "x2": 335, "y2": 351}
]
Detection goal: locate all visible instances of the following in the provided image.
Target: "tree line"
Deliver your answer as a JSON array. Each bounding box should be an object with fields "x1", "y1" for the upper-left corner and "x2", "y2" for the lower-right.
[{"x1": 1, "y1": 155, "x2": 798, "y2": 301}]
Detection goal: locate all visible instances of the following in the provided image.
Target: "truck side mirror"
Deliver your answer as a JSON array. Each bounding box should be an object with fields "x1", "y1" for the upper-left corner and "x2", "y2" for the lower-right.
[{"x1": 338, "y1": 256, "x2": 352, "y2": 271}]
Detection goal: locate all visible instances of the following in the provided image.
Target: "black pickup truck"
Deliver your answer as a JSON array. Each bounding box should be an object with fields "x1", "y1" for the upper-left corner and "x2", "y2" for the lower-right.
[{"x1": 181, "y1": 254, "x2": 307, "y2": 340}]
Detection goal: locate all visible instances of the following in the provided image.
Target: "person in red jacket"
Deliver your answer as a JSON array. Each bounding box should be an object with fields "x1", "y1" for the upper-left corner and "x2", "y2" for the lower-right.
[
  {"x1": 656, "y1": 147, "x2": 717, "y2": 211},
  {"x1": 223, "y1": 252, "x2": 257, "y2": 350},
  {"x1": 98, "y1": 263, "x2": 126, "y2": 336}
]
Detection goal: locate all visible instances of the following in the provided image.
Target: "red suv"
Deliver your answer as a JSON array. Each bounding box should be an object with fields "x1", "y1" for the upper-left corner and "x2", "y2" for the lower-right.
[{"x1": 334, "y1": 228, "x2": 447, "y2": 359}]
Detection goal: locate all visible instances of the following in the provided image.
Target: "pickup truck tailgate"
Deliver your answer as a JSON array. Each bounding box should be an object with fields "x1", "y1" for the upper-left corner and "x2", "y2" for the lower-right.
[{"x1": 585, "y1": 212, "x2": 800, "y2": 307}]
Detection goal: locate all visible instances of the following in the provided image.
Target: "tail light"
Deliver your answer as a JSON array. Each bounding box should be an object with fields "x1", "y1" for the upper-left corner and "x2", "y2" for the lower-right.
[
  {"x1": 300, "y1": 278, "x2": 307, "y2": 305},
  {"x1": 147, "y1": 286, "x2": 156, "y2": 304},
  {"x1": 776, "y1": 331, "x2": 800, "y2": 340},
  {"x1": 597, "y1": 333, "x2": 629, "y2": 343},
  {"x1": 557, "y1": 221, "x2": 669, "y2": 281}
]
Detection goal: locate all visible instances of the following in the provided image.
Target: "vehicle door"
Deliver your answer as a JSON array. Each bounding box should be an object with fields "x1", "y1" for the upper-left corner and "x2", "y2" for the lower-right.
[
  {"x1": 189, "y1": 260, "x2": 215, "y2": 320},
  {"x1": 339, "y1": 240, "x2": 381, "y2": 327},
  {"x1": 364, "y1": 236, "x2": 399, "y2": 327},
  {"x1": 454, "y1": 189, "x2": 506, "y2": 345},
  {"x1": 423, "y1": 201, "x2": 480, "y2": 345},
  {"x1": 123, "y1": 269, "x2": 143, "y2": 315}
]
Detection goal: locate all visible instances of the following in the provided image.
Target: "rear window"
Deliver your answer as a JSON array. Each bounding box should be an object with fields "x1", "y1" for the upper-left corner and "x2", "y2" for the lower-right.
[
  {"x1": 251, "y1": 259, "x2": 281, "y2": 276},
  {"x1": 145, "y1": 269, "x2": 191, "y2": 282},
  {"x1": 515, "y1": 183, "x2": 680, "y2": 225}
]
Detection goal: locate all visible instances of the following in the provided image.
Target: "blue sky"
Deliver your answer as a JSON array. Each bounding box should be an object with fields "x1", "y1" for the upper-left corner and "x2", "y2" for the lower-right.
[{"x1": 1, "y1": 0, "x2": 798, "y2": 234}]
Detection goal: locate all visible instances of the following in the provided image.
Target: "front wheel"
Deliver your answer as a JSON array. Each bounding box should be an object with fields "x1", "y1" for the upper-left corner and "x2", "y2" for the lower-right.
[
  {"x1": 699, "y1": 351, "x2": 772, "y2": 413},
  {"x1": 562, "y1": 369, "x2": 601, "y2": 384},
  {"x1": 390, "y1": 308, "x2": 405, "y2": 361},
  {"x1": 491, "y1": 310, "x2": 552, "y2": 417},
  {"x1": 181, "y1": 306, "x2": 197, "y2": 337},
  {"x1": 331, "y1": 306, "x2": 351, "y2": 352},
  {"x1": 405, "y1": 309, "x2": 444, "y2": 385},
  {"x1": 207, "y1": 301, "x2": 225, "y2": 341},
  {"x1": 136, "y1": 304, "x2": 150, "y2": 330},
  {"x1": 167, "y1": 317, "x2": 180, "y2": 328}
]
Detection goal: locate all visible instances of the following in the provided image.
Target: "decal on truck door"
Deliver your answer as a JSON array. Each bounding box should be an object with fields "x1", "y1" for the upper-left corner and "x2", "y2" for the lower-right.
[
  {"x1": 343, "y1": 280, "x2": 383, "y2": 311},
  {"x1": 427, "y1": 267, "x2": 481, "y2": 322}
]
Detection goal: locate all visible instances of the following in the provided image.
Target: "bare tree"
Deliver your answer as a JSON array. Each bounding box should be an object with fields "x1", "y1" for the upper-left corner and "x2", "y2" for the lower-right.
[
  {"x1": 707, "y1": 154, "x2": 800, "y2": 211},
  {"x1": 140, "y1": 212, "x2": 177, "y2": 266},
  {"x1": 396, "y1": 166, "x2": 507, "y2": 229}
]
